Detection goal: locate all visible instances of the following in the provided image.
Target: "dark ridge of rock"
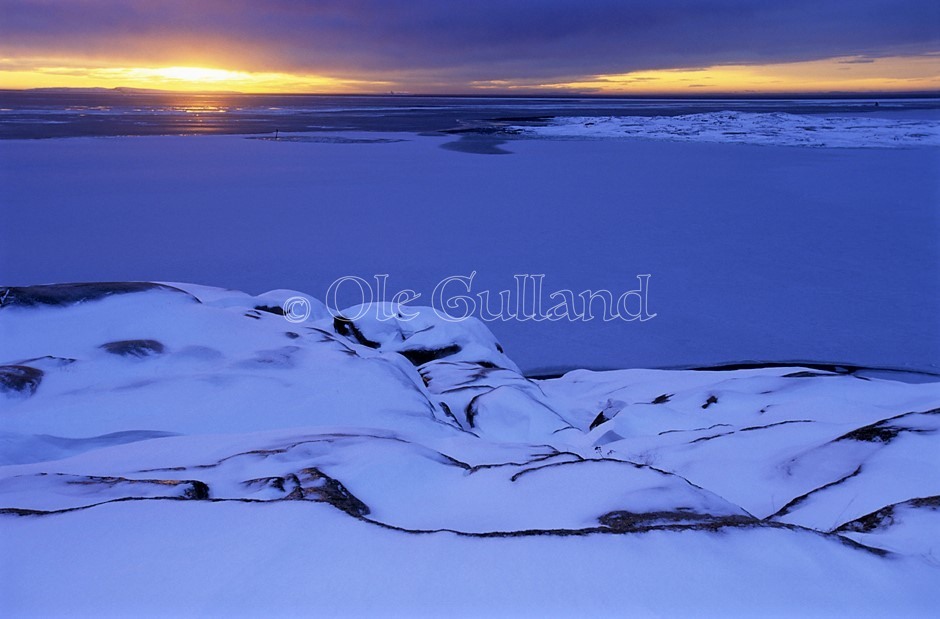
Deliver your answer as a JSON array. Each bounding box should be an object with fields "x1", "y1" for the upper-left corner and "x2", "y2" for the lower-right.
[
  {"x1": 465, "y1": 394, "x2": 482, "y2": 428},
  {"x1": 0, "y1": 508, "x2": 48, "y2": 516},
  {"x1": 835, "y1": 496, "x2": 940, "y2": 534},
  {"x1": 836, "y1": 504, "x2": 895, "y2": 534},
  {"x1": 739, "y1": 420, "x2": 814, "y2": 432},
  {"x1": 243, "y1": 476, "x2": 289, "y2": 492},
  {"x1": 599, "y1": 510, "x2": 756, "y2": 532},
  {"x1": 690, "y1": 430, "x2": 736, "y2": 444},
  {"x1": 659, "y1": 423, "x2": 732, "y2": 436},
  {"x1": 589, "y1": 411, "x2": 609, "y2": 431},
  {"x1": 686, "y1": 360, "x2": 940, "y2": 382},
  {"x1": 184, "y1": 481, "x2": 211, "y2": 500},
  {"x1": 286, "y1": 467, "x2": 371, "y2": 517},
  {"x1": 702, "y1": 395, "x2": 719, "y2": 409},
  {"x1": 254, "y1": 305, "x2": 285, "y2": 316},
  {"x1": 0, "y1": 365, "x2": 44, "y2": 396},
  {"x1": 333, "y1": 316, "x2": 381, "y2": 349},
  {"x1": 651, "y1": 393, "x2": 672, "y2": 404},
  {"x1": 63, "y1": 474, "x2": 209, "y2": 500},
  {"x1": 100, "y1": 339, "x2": 165, "y2": 358},
  {"x1": 439, "y1": 401, "x2": 461, "y2": 426},
  {"x1": 419, "y1": 361, "x2": 507, "y2": 390},
  {"x1": 783, "y1": 371, "x2": 837, "y2": 378},
  {"x1": 689, "y1": 361, "x2": 860, "y2": 375},
  {"x1": 770, "y1": 465, "x2": 864, "y2": 520},
  {"x1": 14, "y1": 356, "x2": 76, "y2": 369},
  {"x1": 0, "y1": 282, "x2": 197, "y2": 309},
  {"x1": 834, "y1": 408, "x2": 939, "y2": 444},
  {"x1": 399, "y1": 345, "x2": 462, "y2": 366},
  {"x1": 909, "y1": 496, "x2": 940, "y2": 509},
  {"x1": 843, "y1": 424, "x2": 908, "y2": 444}
]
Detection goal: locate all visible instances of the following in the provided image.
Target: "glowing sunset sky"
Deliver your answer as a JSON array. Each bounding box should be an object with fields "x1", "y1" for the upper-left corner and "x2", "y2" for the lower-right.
[{"x1": 1, "y1": 0, "x2": 938, "y2": 94}]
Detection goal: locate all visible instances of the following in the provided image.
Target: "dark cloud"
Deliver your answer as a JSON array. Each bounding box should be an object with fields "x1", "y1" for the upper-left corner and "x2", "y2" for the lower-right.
[{"x1": 1, "y1": 0, "x2": 938, "y2": 87}]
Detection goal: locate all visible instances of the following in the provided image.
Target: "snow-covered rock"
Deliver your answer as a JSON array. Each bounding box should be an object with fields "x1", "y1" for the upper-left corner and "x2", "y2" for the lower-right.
[{"x1": 1, "y1": 282, "x2": 939, "y2": 616}]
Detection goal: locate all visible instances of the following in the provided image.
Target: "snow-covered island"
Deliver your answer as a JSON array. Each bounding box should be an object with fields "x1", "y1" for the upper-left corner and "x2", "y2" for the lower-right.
[{"x1": 2, "y1": 281, "x2": 938, "y2": 617}]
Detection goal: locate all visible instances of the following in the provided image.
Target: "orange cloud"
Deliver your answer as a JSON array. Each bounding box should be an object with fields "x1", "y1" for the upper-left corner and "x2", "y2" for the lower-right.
[{"x1": 1, "y1": 54, "x2": 937, "y2": 94}]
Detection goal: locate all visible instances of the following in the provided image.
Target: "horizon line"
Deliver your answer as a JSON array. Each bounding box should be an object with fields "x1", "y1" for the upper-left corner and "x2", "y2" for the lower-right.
[{"x1": 3, "y1": 86, "x2": 940, "y2": 99}]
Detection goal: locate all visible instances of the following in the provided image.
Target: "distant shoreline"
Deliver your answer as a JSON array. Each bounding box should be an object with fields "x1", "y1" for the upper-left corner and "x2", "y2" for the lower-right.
[{"x1": 3, "y1": 87, "x2": 940, "y2": 99}]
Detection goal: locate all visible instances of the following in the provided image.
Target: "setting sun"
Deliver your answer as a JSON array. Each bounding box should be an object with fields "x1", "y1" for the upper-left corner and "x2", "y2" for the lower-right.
[
  {"x1": 0, "y1": 62, "x2": 392, "y2": 93},
  {"x1": 144, "y1": 66, "x2": 248, "y2": 83}
]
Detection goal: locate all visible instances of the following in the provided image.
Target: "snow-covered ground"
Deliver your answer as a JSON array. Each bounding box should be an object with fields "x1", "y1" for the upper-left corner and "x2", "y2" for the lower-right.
[
  {"x1": 511, "y1": 111, "x2": 940, "y2": 147},
  {"x1": 2, "y1": 282, "x2": 939, "y2": 617}
]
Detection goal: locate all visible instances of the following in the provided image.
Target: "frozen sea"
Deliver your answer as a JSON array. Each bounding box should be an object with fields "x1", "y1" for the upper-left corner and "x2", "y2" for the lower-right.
[{"x1": 1, "y1": 92, "x2": 939, "y2": 375}]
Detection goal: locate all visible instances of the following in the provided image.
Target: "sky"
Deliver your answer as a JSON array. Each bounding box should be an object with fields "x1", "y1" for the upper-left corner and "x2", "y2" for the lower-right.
[{"x1": 1, "y1": 0, "x2": 938, "y2": 94}]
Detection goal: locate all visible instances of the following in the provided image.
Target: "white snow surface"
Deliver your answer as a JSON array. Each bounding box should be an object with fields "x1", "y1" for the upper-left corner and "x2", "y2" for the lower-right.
[
  {"x1": 513, "y1": 111, "x2": 940, "y2": 147},
  {"x1": 1, "y1": 282, "x2": 939, "y2": 617}
]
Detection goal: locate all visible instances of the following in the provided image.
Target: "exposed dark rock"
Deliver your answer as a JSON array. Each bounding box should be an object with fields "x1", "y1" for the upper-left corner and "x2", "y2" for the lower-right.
[
  {"x1": 702, "y1": 395, "x2": 718, "y2": 409},
  {"x1": 910, "y1": 496, "x2": 940, "y2": 509},
  {"x1": 285, "y1": 467, "x2": 370, "y2": 517},
  {"x1": 783, "y1": 371, "x2": 836, "y2": 378},
  {"x1": 399, "y1": 345, "x2": 462, "y2": 366},
  {"x1": 651, "y1": 393, "x2": 672, "y2": 404},
  {"x1": 835, "y1": 408, "x2": 939, "y2": 444},
  {"x1": 659, "y1": 423, "x2": 731, "y2": 436},
  {"x1": 184, "y1": 481, "x2": 211, "y2": 500},
  {"x1": 0, "y1": 365, "x2": 44, "y2": 396},
  {"x1": 333, "y1": 316, "x2": 381, "y2": 349},
  {"x1": 465, "y1": 394, "x2": 482, "y2": 428},
  {"x1": 771, "y1": 465, "x2": 864, "y2": 519},
  {"x1": 100, "y1": 339, "x2": 165, "y2": 358},
  {"x1": 14, "y1": 355, "x2": 75, "y2": 368},
  {"x1": 0, "y1": 282, "x2": 197, "y2": 309},
  {"x1": 739, "y1": 420, "x2": 813, "y2": 432},
  {"x1": 836, "y1": 496, "x2": 940, "y2": 534},
  {"x1": 284, "y1": 331, "x2": 300, "y2": 339},
  {"x1": 690, "y1": 430, "x2": 735, "y2": 444},
  {"x1": 439, "y1": 401, "x2": 461, "y2": 426},
  {"x1": 254, "y1": 305, "x2": 285, "y2": 316},
  {"x1": 589, "y1": 411, "x2": 609, "y2": 430},
  {"x1": 64, "y1": 474, "x2": 209, "y2": 500},
  {"x1": 599, "y1": 510, "x2": 755, "y2": 532},
  {"x1": 243, "y1": 476, "x2": 289, "y2": 493}
]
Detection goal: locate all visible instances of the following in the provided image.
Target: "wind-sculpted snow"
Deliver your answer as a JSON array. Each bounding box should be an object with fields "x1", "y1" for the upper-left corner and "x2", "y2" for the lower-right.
[
  {"x1": 1, "y1": 282, "x2": 939, "y2": 616},
  {"x1": 511, "y1": 112, "x2": 940, "y2": 148}
]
